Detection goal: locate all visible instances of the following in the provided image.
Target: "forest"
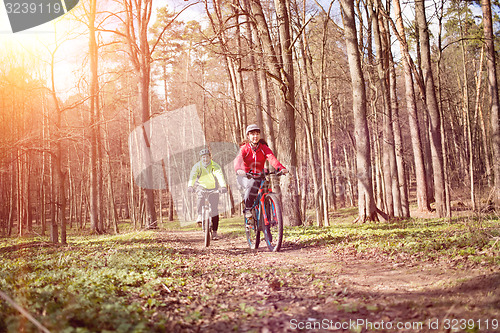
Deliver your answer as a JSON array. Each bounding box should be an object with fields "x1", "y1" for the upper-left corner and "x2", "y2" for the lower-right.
[
  {"x1": 0, "y1": 0, "x2": 500, "y2": 238},
  {"x1": 0, "y1": 0, "x2": 499, "y2": 331}
]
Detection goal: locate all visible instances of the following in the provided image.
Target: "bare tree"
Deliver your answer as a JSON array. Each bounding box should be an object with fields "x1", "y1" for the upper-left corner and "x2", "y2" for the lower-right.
[
  {"x1": 247, "y1": 0, "x2": 301, "y2": 226},
  {"x1": 88, "y1": 0, "x2": 101, "y2": 233},
  {"x1": 121, "y1": 0, "x2": 158, "y2": 228},
  {"x1": 481, "y1": 0, "x2": 500, "y2": 207},
  {"x1": 392, "y1": 0, "x2": 430, "y2": 213},
  {"x1": 415, "y1": 0, "x2": 447, "y2": 217},
  {"x1": 340, "y1": 0, "x2": 378, "y2": 222}
]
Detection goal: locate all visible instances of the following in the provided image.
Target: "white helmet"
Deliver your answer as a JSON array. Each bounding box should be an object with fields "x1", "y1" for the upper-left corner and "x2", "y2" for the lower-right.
[
  {"x1": 199, "y1": 148, "x2": 210, "y2": 156},
  {"x1": 246, "y1": 124, "x2": 261, "y2": 135}
]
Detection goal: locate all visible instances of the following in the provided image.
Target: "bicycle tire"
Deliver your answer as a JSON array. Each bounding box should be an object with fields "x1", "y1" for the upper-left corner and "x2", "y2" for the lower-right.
[
  {"x1": 204, "y1": 210, "x2": 211, "y2": 247},
  {"x1": 245, "y1": 210, "x2": 260, "y2": 249},
  {"x1": 262, "y1": 193, "x2": 283, "y2": 252}
]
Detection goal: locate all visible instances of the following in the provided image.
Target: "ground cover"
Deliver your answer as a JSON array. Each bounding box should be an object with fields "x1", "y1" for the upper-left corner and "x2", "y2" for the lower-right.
[{"x1": 0, "y1": 210, "x2": 499, "y2": 332}]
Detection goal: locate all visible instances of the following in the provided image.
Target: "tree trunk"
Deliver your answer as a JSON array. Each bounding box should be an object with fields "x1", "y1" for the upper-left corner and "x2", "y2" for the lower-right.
[
  {"x1": 460, "y1": 35, "x2": 476, "y2": 210},
  {"x1": 50, "y1": 51, "x2": 66, "y2": 244},
  {"x1": 393, "y1": 0, "x2": 430, "y2": 212},
  {"x1": 384, "y1": 2, "x2": 409, "y2": 218},
  {"x1": 434, "y1": 2, "x2": 451, "y2": 217},
  {"x1": 8, "y1": 162, "x2": 15, "y2": 236},
  {"x1": 370, "y1": 0, "x2": 399, "y2": 218},
  {"x1": 243, "y1": 0, "x2": 263, "y2": 129},
  {"x1": 481, "y1": 0, "x2": 500, "y2": 206},
  {"x1": 248, "y1": 0, "x2": 301, "y2": 226},
  {"x1": 318, "y1": 7, "x2": 332, "y2": 226},
  {"x1": 139, "y1": 0, "x2": 157, "y2": 229},
  {"x1": 415, "y1": 0, "x2": 446, "y2": 217},
  {"x1": 340, "y1": 0, "x2": 378, "y2": 222},
  {"x1": 206, "y1": 0, "x2": 244, "y2": 142},
  {"x1": 296, "y1": 16, "x2": 323, "y2": 226},
  {"x1": 474, "y1": 47, "x2": 492, "y2": 187},
  {"x1": 389, "y1": 59, "x2": 410, "y2": 218},
  {"x1": 274, "y1": 0, "x2": 301, "y2": 226},
  {"x1": 89, "y1": 0, "x2": 100, "y2": 234}
]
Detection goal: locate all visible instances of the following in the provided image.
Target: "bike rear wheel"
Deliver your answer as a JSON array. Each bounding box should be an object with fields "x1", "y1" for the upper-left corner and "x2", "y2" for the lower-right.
[
  {"x1": 245, "y1": 210, "x2": 260, "y2": 249},
  {"x1": 262, "y1": 193, "x2": 283, "y2": 252}
]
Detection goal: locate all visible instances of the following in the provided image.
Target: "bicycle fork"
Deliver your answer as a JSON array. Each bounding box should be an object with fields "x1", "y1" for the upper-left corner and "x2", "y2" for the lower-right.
[{"x1": 258, "y1": 189, "x2": 272, "y2": 229}]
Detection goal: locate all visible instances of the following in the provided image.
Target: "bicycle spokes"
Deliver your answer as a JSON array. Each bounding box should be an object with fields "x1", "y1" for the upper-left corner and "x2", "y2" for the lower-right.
[
  {"x1": 262, "y1": 193, "x2": 283, "y2": 252},
  {"x1": 245, "y1": 213, "x2": 260, "y2": 249}
]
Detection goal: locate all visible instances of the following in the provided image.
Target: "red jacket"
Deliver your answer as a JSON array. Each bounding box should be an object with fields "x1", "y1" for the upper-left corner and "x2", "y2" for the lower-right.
[{"x1": 234, "y1": 142, "x2": 285, "y2": 174}]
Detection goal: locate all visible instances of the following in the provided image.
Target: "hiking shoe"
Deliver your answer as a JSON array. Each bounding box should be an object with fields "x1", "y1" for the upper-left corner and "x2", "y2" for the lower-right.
[{"x1": 212, "y1": 231, "x2": 219, "y2": 240}]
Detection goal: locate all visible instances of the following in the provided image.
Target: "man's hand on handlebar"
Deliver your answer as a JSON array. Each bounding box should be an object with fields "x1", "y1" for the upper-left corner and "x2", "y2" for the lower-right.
[{"x1": 245, "y1": 169, "x2": 288, "y2": 179}]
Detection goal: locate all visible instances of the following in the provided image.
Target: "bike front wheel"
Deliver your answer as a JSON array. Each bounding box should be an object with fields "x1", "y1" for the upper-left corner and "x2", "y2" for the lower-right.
[
  {"x1": 245, "y1": 210, "x2": 260, "y2": 249},
  {"x1": 204, "y1": 212, "x2": 211, "y2": 247},
  {"x1": 262, "y1": 193, "x2": 283, "y2": 252}
]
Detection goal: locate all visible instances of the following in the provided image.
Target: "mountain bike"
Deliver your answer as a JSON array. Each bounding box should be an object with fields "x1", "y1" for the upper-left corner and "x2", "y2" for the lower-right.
[
  {"x1": 244, "y1": 170, "x2": 285, "y2": 252},
  {"x1": 197, "y1": 188, "x2": 220, "y2": 247}
]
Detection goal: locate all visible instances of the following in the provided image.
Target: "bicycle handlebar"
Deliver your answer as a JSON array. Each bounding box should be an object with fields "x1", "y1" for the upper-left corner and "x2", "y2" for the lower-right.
[
  {"x1": 245, "y1": 169, "x2": 286, "y2": 179},
  {"x1": 188, "y1": 187, "x2": 225, "y2": 195}
]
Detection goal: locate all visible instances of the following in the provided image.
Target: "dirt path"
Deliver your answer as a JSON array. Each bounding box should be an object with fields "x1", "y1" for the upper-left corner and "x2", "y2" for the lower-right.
[{"x1": 155, "y1": 230, "x2": 499, "y2": 332}]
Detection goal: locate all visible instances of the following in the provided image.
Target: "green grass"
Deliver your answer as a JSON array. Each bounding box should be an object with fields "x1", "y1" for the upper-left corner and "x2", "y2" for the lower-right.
[
  {"x1": 285, "y1": 213, "x2": 500, "y2": 265},
  {"x1": 0, "y1": 231, "x2": 197, "y2": 332}
]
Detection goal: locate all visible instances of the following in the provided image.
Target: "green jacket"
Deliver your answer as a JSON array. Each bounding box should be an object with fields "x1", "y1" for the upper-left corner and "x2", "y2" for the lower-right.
[{"x1": 188, "y1": 160, "x2": 227, "y2": 190}]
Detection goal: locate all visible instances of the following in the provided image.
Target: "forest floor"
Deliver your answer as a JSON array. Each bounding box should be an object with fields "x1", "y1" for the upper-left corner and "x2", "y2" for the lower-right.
[
  {"x1": 1, "y1": 208, "x2": 499, "y2": 332},
  {"x1": 154, "y1": 226, "x2": 499, "y2": 332}
]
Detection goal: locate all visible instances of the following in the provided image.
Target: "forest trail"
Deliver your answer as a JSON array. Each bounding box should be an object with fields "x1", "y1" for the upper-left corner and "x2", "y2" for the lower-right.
[{"x1": 153, "y1": 228, "x2": 500, "y2": 332}]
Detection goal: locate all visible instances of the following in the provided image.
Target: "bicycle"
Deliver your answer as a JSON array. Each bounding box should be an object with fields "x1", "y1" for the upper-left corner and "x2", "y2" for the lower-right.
[
  {"x1": 195, "y1": 188, "x2": 220, "y2": 247},
  {"x1": 244, "y1": 170, "x2": 285, "y2": 252}
]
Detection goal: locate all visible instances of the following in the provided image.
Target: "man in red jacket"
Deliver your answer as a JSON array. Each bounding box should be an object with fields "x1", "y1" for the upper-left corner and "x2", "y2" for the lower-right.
[{"x1": 234, "y1": 124, "x2": 288, "y2": 218}]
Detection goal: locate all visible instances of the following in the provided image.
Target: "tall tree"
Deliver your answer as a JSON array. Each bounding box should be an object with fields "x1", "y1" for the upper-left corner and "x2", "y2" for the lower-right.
[
  {"x1": 481, "y1": 0, "x2": 500, "y2": 207},
  {"x1": 248, "y1": 0, "x2": 301, "y2": 226},
  {"x1": 122, "y1": 0, "x2": 158, "y2": 228},
  {"x1": 88, "y1": 0, "x2": 101, "y2": 233},
  {"x1": 393, "y1": 0, "x2": 430, "y2": 212},
  {"x1": 340, "y1": 0, "x2": 378, "y2": 222},
  {"x1": 274, "y1": 0, "x2": 301, "y2": 227},
  {"x1": 205, "y1": 0, "x2": 245, "y2": 142},
  {"x1": 415, "y1": 0, "x2": 447, "y2": 217},
  {"x1": 368, "y1": 0, "x2": 400, "y2": 218}
]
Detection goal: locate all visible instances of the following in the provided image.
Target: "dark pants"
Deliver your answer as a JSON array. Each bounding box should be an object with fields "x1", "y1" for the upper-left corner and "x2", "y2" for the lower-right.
[
  {"x1": 237, "y1": 176, "x2": 261, "y2": 211},
  {"x1": 197, "y1": 190, "x2": 220, "y2": 231}
]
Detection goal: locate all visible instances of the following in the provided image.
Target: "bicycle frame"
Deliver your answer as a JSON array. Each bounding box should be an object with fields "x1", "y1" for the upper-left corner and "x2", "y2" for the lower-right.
[
  {"x1": 198, "y1": 189, "x2": 219, "y2": 212},
  {"x1": 244, "y1": 170, "x2": 284, "y2": 252},
  {"x1": 201, "y1": 194, "x2": 212, "y2": 226},
  {"x1": 249, "y1": 178, "x2": 272, "y2": 229},
  {"x1": 195, "y1": 188, "x2": 219, "y2": 247},
  {"x1": 247, "y1": 170, "x2": 282, "y2": 229}
]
